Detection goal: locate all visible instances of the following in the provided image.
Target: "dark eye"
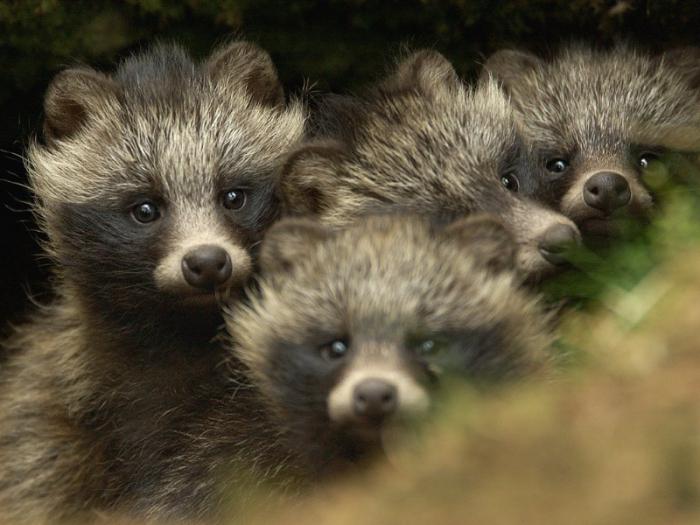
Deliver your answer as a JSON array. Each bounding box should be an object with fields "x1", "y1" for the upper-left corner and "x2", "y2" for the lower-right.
[
  {"x1": 545, "y1": 158, "x2": 569, "y2": 174},
  {"x1": 639, "y1": 152, "x2": 659, "y2": 169},
  {"x1": 132, "y1": 201, "x2": 160, "y2": 224},
  {"x1": 501, "y1": 173, "x2": 519, "y2": 192},
  {"x1": 416, "y1": 339, "x2": 438, "y2": 356},
  {"x1": 222, "y1": 189, "x2": 247, "y2": 211},
  {"x1": 409, "y1": 336, "x2": 449, "y2": 357},
  {"x1": 320, "y1": 339, "x2": 349, "y2": 361}
]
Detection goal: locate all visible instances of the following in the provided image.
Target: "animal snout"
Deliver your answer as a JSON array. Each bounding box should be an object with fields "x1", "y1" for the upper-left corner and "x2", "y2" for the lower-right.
[
  {"x1": 537, "y1": 223, "x2": 580, "y2": 266},
  {"x1": 181, "y1": 244, "x2": 232, "y2": 290},
  {"x1": 583, "y1": 172, "x2": 631, "y2": 214},
  {"x1": 353, "y1": 378, "x2": 398, "y2": 422}
]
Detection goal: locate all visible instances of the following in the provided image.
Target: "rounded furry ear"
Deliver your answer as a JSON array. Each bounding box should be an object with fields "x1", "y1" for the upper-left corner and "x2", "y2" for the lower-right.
[
  {"x1": 259, "y1": 218, "x2": 332, "y2": 274},
  {"x1": 663, "y1": 47, "x2": 700, "y2": 89},
  {"x1": 440, "y1": 214, "x2": 517, "y2": 273},
  {"x1": 279, "y1": 139, "x2": 346, "y2": 216},
  {"x1": 482, "y1": 49, "x2": 542, "y2": 93},
  {"x1": 43, "y1": 67, "x2": 118, "y2": 143},
  {"x1": 382, "y1": 49, "x2": 460, "y2": 96},
  {"x1": 205, "y1": 41, "x2": 284, "y2": 108}
]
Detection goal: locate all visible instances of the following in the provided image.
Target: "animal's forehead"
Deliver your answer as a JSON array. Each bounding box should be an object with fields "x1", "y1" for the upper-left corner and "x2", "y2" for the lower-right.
[
  {"x1": 295, "y1": 229, "x2": 483, "y2": 307},
  {"x1": 121, "y1": 109, "x2": 264, "y2": 180},
  {"x1": 348, "y1": 94, "x2": 517, "y2": 205},
  {"x1": 522, "y1": 52, "x2": 700, "y2": 149},
  {"x1": 123, "y1": 92, "x2": 277, "y2": 155},
  {"x1": 90, "y1": 96, "x2": 295, "y2": 200},
  {"x1": 379, "y1": 93, "x2": 516, "y2": 152},
  {"x1": 279, "y1": 252, "x2": 506, "y2": 344},
  {"x1": 31, "y1": 47, "x2": 305, "y2": 207},
  {"x1": 243, "y1": 221, "x2": 527, "y2": 357}
]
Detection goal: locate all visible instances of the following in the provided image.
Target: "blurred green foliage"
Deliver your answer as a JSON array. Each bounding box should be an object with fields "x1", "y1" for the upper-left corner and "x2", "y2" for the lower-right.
[{"x1": 543, "y1": 153, "x2": 700, "y2": 312}]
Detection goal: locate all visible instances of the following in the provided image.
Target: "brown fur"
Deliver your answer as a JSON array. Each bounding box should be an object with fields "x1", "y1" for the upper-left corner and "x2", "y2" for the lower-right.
[
  {"x1": 282, "y1": 50, "x2": 580, "y2": 279},
  {"x1": 82, "y1": 214, "x2": 554, "y2": 522},
  {"x1": 0, "y1": 41, "x2": 305, "y2": 524},
  {"x1": 229, "y1": 214, "x2": 554, "y2": 480},
  {"x1": 484, "y1": 44, "x2": 700, "y2": 237}
]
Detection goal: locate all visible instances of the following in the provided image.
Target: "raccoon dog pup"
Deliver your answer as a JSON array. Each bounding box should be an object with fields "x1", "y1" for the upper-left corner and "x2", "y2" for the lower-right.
[
  {"x1": 0, "y1": 42, "x2": 304, "y2": 523},
  {"x1": 282, "y1": 50, "x2": 580, "y2": 278},
  {"x1": 103, "y1": 214, "x2": 551, "y2": 521},
  {"x1": 228, "y1": 214, "x2": 554, "y2": 479},
  {"x1": 484, "y1": 44, "x2": 700, "y2": 238}
]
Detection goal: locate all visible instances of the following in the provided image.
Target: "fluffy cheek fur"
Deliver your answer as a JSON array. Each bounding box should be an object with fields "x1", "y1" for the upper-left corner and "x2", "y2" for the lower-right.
[
  {"x1": 52, "y1": 183, "x2": 279, "y2": 315},
  {"x1": 260, "y1": 343, "x2": 343, "y2": 440},
  {"x1": 250, "y1": 314, "x2": 529, "y2": 429},
  {"x1": 54, "y1": 201, "x2": 167, "y2": 316}
]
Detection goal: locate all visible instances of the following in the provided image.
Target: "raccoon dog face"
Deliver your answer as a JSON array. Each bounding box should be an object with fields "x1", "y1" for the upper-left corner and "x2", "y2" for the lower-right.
[
  {"x1": 484, "y1": 44, "x2": 700, "y2": 238},
  {"x1": 230, "y1": 215, "x2": 552, "y2": 466},
  {"x1": 27, "y1": 42, "x2": 305, "y2": 320},
  {"x1": 281, "y1": 50, "x2": 580, "y2": 279}
]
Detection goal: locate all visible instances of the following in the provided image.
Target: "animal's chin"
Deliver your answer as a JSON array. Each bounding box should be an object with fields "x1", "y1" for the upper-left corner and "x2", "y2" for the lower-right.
[
  {"x1": 336, "y1": 415, "x2": 410, "y2": 445},
  {"x1": 579, "y1": 217, "x2": 620, "y2": 238},
  {"x1": 574, "y1": 205, "x2": 652, "y2": 240},
  {"x1": 156, "y1": 289, "x2": 225, "y2": 314},
  {"x1": 347, "y1": 421, "x2": 386, "y2": 440},
  {"x1": 178, "y1": 291, "x2": 220, "y2": 305},
  {"x1": 162, "y1": 283, "x2": 242, "y2": 309}
]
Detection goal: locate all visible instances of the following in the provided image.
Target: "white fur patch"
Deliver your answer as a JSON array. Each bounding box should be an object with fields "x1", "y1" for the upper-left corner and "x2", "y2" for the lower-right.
[
  {"x1": 327, "y1": 365, "x2": 429, "y2": 424},
  {"x1": 560, "y1": 166, "x2": 653, "y2": 224},
  {"x1": 154, "y1": 217, "x2": 252, "y2": 295}
]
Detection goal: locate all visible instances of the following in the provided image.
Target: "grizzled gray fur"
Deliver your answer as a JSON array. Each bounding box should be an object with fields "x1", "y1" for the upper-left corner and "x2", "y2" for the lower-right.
[
  {"x1": 484, "y1": 44, "x2": 700, "y2": 238},
  {"x1": 0, "y1": 41, "x2": 304, "y2": 524},
  {"x1": 281, "y1": 50, "x2": 580, "y2": 278},
  {"x1": 68, "y1": 214, "x2": 554, "y2": 522},
  {"x1": 229, "y1": 214, "x2": 554, "y2": 484}
]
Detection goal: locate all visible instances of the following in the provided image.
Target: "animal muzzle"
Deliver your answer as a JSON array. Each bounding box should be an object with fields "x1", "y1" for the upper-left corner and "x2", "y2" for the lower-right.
[
  {"x1": 537, "y1": 223, "x2": 580, "y2": 266},
  {"x1": 328, "y1": 368, "x2": 429, "y2": 427},
  {"x1": 352, "y1": 378, "x2": 398, "y2": 424},
  {"x1": 505, "y1": 198, "x2": 582, "y2": 277},
  {"x1": 181, "y1": 244, "x2": 233, "y2": 291},
  {"x1": 582, "y1": 171, "x2": 632, "y2": 215},
  {"x1": 154, "y1": 233, "x2": 252, "y2": 296}
]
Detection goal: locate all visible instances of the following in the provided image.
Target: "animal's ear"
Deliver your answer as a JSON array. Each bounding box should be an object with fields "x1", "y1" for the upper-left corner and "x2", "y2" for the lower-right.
[
  {"x1": 279, "y1": 139, "x2": 346, "y2": 216},
  {"x1": 206, "y1": 41, "x2": 284, "y2": 108},
  {"x1": 382, "y1": 49, "x2": 460, "y2": 96},
  {"x1": 663, "y1": 47, "x2": 700, "y2": 89},
  {"x1": 440, "y1": 214, "x2": 517, "y2": 273},
  {"x1": 43, "y1": 67, "x2": 119, "y2": 143},
  {"x1": 259, "y1": 218, "x2": 332, "y2": 274},
  {"x1": 482, "y1": 49, "x2": 542, "y2": 94}
]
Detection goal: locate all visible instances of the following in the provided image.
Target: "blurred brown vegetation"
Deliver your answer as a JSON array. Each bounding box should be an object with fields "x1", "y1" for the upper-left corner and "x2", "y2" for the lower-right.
[{"x1": 238, "y1": 247, "x2": 700, "y2": 525}]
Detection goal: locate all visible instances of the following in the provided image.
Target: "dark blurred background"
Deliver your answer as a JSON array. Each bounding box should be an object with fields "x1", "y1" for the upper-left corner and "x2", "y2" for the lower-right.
[{"x1": 2, "y1": 0, "x2": 700, "y2": 332}]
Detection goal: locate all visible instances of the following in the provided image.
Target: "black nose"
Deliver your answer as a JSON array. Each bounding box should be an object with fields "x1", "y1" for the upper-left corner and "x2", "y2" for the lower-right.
[
  {"x1": 538, "y1": 223, "x2": 580, "y2": 265},
  {"x1": 583, "y1": 172, "x2": 631, "y2": 214},
  {"x1": 353, "y1": 378, "x2": 397, "y2": 422},
  {"x1": 181, "y1": 245, "x2": 232, "y2": 290}
]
